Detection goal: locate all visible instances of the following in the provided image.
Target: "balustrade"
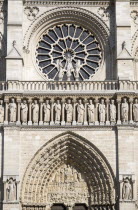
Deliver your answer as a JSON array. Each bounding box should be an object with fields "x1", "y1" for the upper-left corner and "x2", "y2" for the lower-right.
[{"x1": 0, "y1": 96, "x2": 138, "y2": 126}]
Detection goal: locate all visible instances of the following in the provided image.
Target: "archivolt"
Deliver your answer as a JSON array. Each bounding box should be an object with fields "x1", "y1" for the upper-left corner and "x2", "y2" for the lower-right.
[
  {"x1": 21, "y1": 131, "x2": 116, "y2": 207},
  {"x1": 23, "y1": 6, "x2": 110, "y2": 52}
]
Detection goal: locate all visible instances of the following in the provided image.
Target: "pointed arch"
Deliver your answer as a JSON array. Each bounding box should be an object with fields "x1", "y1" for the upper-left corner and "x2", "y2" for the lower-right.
[{"x1": 21, "y1": 131, "x2": 116, "y2": 208}]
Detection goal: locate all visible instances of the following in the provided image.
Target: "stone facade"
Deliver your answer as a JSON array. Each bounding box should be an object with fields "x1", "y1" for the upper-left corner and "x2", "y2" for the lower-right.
[{"x1": 1, "y1": 0, "x2": 138, "y2": 210}]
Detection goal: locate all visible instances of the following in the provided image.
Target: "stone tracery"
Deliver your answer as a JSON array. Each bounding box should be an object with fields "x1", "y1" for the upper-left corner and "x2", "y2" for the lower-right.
[{"x1": 21, "y1": 132, "x2": 116, "y2": 208}]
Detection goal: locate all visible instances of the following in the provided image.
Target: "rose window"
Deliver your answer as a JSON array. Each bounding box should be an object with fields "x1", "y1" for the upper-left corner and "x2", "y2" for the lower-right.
[{"x1": 36, "y1": 24, "x2": 102, "y2": 81}]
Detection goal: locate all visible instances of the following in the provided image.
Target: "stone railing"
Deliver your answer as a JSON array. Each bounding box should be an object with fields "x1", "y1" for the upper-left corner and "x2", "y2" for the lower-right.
[{"x1": 0, "y1": 80, "x2": 138, "y2": 92}]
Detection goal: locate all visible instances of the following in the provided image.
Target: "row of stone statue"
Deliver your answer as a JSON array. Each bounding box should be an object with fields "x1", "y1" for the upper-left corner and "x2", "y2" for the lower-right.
[{"x1": 0, "y1": 98, "x2": 138, "y2": 125}]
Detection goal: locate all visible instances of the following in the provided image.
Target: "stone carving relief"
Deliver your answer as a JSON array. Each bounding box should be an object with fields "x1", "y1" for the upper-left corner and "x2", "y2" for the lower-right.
[
  {"x1": 1, "y1": 96, "x2": 138, "y2": 126},
  {"x1": 131, "y1": 10, "x2": 138, "y2": 25},
  {"x1": 32, "y1": 99, "x2": 39, "y2": 124},
  {"x1": 0, "y1": 9, "x2": 6, "y2": 25},
  {"x1": 9, "y1": 98, "x2": 17, "y2": 123},
  {"x1": 0, "y1": 99, "x2": 4, "y2": 123},
  {"x1": 77, "y1": 99, "x2": 84, "y2": 124},
  {"x1": 97, "y1": 7, "x2": 110, "y2": 21},
  {"x1": 5, "y1": 178, "x2": 16, "y2": 202},
  {"x1": 47, "y1": 164, "x2": 89, "y2": 205},
  {"x1": 0, "y1": 32, "x2": 6, "y2": 58},
  {"x1": 122, "y1": 177, "x2": 132, "y2": 200},
  {"x1": 99, "y1": 99, "x2": 106, "y2": 123},
  {"x1": 24, "y1": 6, "x2": 39, "y2": 21},
  {"x1": 21, "y1": 100, "x2": 28, "y2": 124},
  {"x1": 109, "y1": 99, "x2": 116, "y2": 123},
  {"x1": 121, "y1": 98, "x2": 129, "y2": 123}
]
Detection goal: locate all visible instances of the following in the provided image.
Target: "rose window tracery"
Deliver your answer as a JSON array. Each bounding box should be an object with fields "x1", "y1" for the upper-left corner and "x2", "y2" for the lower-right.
[{"x1": 36, "y1": 24, "x2": 102, "y2": 81}]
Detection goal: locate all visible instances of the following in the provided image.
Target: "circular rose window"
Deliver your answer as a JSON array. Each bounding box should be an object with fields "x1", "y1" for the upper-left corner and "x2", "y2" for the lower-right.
[{"x1": 36, "y1": 24, "x2": 102, "y2": 81}]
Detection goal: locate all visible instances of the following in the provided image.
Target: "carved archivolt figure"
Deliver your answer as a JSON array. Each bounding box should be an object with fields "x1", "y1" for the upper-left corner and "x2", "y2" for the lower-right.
[
  {"x1": 77, "y1": 99, "x2": 84, "y2": 123},
  {"x1": 87, "y1": 99, "x2": 95, "y2": 123},
  {"x1": 32, "y1": 100, "x2": 39, "y2": 123},
  {"x1": 55, "y1": 100, "x2": 61, "y2": 122},
  {"x1": 6, "y1": 178, "x2": 16, "y2": 201},
  {"x1": 9, "y1": 98, "x2": 17, "y2": 122},
  {"x1": 43, "y1": 100, "x2": 51, "y2": 123},
  {"x1": 99, "y1": 99, "x2": 105, "y2": 123},
  {"x1": 121, "y1": 98, "x2": 129, "y2": 122},
  {"x1": 133, "y1": 98, "x2": 138, "y2": 122},
  {"x1": 21, "y1": 100, "x2": 28, "y2": 123},
  {"x1": 110, "y1": 99, "x2": 116, "y2": 122},
  {"x1": 65, "y1": 99, "x2": 73, "y2": 123},
  {"x1": 122, "y1": 177, "x2": 132, "y2": 200},
  {"x1": 0, "y1": 100, "x2": 4, "y2": 123}
]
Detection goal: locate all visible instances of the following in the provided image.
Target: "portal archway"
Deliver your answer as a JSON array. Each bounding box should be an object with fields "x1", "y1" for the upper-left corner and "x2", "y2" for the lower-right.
[{"x1": 21, "y1": 132, "x2": 116, "y2": 209}]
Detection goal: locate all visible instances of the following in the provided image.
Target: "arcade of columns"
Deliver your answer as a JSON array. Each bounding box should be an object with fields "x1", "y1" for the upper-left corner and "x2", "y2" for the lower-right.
[{"x1": 0, "y1": 95, "x2": 138, "y2": 126}]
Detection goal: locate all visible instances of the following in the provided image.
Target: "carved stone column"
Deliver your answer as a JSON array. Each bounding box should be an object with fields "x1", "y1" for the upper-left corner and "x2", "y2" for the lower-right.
[
  {"x1": 61, "y1": 99, "x2": 65, "y2": 125},
  {"x1": 129, "y1": 98, "x2": 133, "y2": 124},
  {"x1": 16, "y1": 98, "x2": 21, "y2": 125},
  {"x1": 28, "y1": 99, "x2": 32, "y2": 125},
  {"x1": 72, "y1": 98, "x2": 76, "y2": 125},
  {"x1": 84, "y1": 99, "x2": 88, "y2": 125},
  {"x1": 50, "y1": 99, "x2": 54, "y2": 125},
  {"x1": 39, "y1": 98, "x2": 43, "y2": 125},
  {"x1": 4, "y1": 98, "x2": 9, "y2": 125},
  {"x1": 106, "y1": 99, "x2": 110, "y2": 125},
  {"x1": 117, "y1": 99, "x2": 121, "y2": 124},
  {"x1": 94, "y1": 98, "x2": 99, "y2": 125}
]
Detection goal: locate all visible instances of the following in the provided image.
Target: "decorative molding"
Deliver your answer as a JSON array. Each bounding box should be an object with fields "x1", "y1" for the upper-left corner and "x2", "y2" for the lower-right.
[
  {"x1": 20, "y1": 131, "x2": 116, "y2": 206},
  {"x1": 24, "y1": 1, "x2": 111, "y2": 7},
  {"x1": 97, "y1": 6, "x2": 110, "y2": 22},
  {"x1": 131, "y1": 10, "x2": 138, "y2": 25},
  {"x1": 24, "y1": 6, "x2": 39, "y2": 21}
]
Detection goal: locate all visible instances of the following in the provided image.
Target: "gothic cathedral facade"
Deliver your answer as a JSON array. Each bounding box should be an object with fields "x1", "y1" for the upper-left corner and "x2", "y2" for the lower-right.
[{"x1": 0, "y1": 0, "x2": 138, "y2": 210}]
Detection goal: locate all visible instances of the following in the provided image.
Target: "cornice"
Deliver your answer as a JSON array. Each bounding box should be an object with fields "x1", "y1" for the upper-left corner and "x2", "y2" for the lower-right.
[
  {"x1": 24, "y1": 1, "x2": 111, "y2": 7},
  {"x1": 130, "y1": 1, "x2": 138, "y2": 6}
]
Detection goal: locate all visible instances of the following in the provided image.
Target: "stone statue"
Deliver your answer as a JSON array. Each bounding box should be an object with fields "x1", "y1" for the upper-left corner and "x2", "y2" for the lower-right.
[
  {"x1": 122, "y1": 177, "x2": 132, "y2": 200},
  {"x1": 99, "y1": 99, "x2": 106, "y2": 123},
  {"x1": 55, "y1": 100, "x2": 61, "y2": 122},
  {"x1": 64, "y1": 52, "x2": 74, "y2": 80},
  {"x1": 21, "y1": 100, "x2": 28, "y2": 124},
  {"x1": 9, "y1": 98, "x2": 17, "y2": 123},
  {"x1": 77, "y1": 99, "x2": 84, "y2": 123},
  {"x1": 57, "y1": 59, "x2": 64, "y2": 81},
  {"x1": 87, "y1": 99, "x2": 95, "y2": 123},
  {"x1": 133, "y1": 98, "x2": 138, "y2": 122},
  {"x1": 65, "y1": 99, "x2": 73, "y2": 123},
  {"x1": 6, "y1": 178, "x2": 16, "y2": 201},
  {"x1": 0, "y1": 100, "x2": 4, "y2": 123},
  {"x1": 75, "y1": 60, "x2": 81, "y2": 80},
  {"x1": 32, "y1": 100, "x2": 39, "y2": 123},
  {"x1": 121, "y1": 98, "x2": 129, "y2": 122},
  {"x1": 43, "y1": 100, "x2": 51, "y2": 123},
  {"x1": 109, "y1": 99, "x2": 116, "y2": 122}
]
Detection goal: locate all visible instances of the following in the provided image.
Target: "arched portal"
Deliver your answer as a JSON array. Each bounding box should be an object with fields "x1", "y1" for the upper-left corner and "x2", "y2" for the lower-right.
[{"x1": 21, "y1": 132, "x2": 116, "y2": 210}]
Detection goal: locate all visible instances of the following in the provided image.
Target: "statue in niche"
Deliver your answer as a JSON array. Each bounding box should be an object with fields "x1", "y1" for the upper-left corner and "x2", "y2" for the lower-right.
[
  {"x1": 43, "y1": 99, "x2": 50, "y2": 123},
  {"x1": 121, "y1": 98, "x2": 129, "y2": 123},
  {"x1": 9, "y1": 98, "x2": 17, "y2": 123},
  {"x1": 6, "y1": 178, "x2": 16, "y2": 201},
  {"x1": 109, "y1": 99, "x2": 116, "y2": 122},
  {"x1": 133, "y1": 98, "x2": 138, "y2": 122},
  {"x1": 77, "y1": 99, "x2": 84, "y2": 123},
  {"x1": 57, "y1": 59, "x2": 64, "y2": 81},
  {"x1": 0, "y1": 100, "x2": 4, "y2": 123},
  {"x1": 122, "y1": 177, "x2": 132, "y2": 200},
  {"x1": 32, "y1": 100, "x2": 39, "y2": 123},
  {"x1": 87, "y1": 99, "x2": 95, "y2": 123},
  {"x1": 99, "y1": 99, "x2": 106, "y2": 123},
  {"x1": 74, "y1": 60, "x2": 81, "y2": 80},
  {"x1": 55, "y1": 100, "x2": 61, "y2": 122},
  {"x1": 65, "y1": 99, "x2": 73, "y2": 123},
  {"x1": 21, "y1": 100, "x2": 28, "y2": 124}
]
